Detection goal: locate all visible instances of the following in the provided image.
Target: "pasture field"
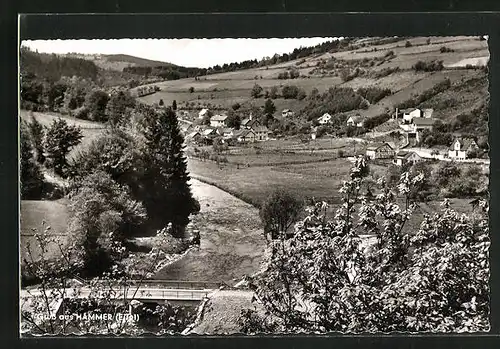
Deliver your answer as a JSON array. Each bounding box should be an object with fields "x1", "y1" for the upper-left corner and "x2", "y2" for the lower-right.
[
  {"x1": 135, "y1": 36, "x2": 488, "y2": 130},
  {"x1": 20, "y1": 199, "x2": 71, "y2": 262},
  {"x1": 19, "y1": 110, "x2": 107, "y2": 159}
]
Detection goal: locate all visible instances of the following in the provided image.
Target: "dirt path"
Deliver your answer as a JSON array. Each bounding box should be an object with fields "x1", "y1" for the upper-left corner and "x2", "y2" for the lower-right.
[{"x1": 154, "y1": 179, "x2": 266, "y2": 285}]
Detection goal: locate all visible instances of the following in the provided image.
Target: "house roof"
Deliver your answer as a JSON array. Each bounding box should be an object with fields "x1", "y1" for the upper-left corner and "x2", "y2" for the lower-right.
[
  {"x1": 366, "y1": 142, "x2": 394, "y2": 151},
  {"x1": 349, "y1": 115, "x2": 366, "y2": 123},
  {"x1": 187, "y1": 131, "x2": 201, "y2": 138},
  {"x1": 241, "y1": 118, "x2": 259, "y2": 126},
  {"x1": 412, "y1": 117, "x2": 437, "y2": 126},
  {"x1": 252, "y1": 126, "x2": 269, "y2": 133},
  {"x1": 237, "y1": 129, "x2": 255, "y2": 138},
  {"x1": 199, "y1": 108, "x2": 208, "y2": 115},
  {"x1": 400, "y1": 108, "x2": 420, "y2": 114},
  {"x1": 217, "y1": 127, "x2": 233, "y2": 134},
  {"x1": 449, "y1": 138, "x2": 477, "y2": 151},
  {"x1": 396, "y1": 151, "x2": 420, "y2": 159},
  {"x1": 282, "y1": 109, "x2": 291, "y2": 113},
  {"x1": 211, "y1": 114, "x2": 228, "y2": 122},
  {"x1": 203, "y1": 128, "x2": 216, "y2": 136}
]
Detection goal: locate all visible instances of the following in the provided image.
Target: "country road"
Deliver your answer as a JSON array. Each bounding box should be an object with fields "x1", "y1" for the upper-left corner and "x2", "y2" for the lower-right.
[{"x1": 154, "y1": 178, "x2": 266, "y2": 285}]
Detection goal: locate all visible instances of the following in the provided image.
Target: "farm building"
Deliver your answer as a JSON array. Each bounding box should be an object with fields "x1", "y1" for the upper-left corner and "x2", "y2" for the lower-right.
[
  {"x1": 412, "y1": 117, "x2": 438, "y2": 135},
  {"x1": 393, "y1": 151, "x2": 422, "y2": 166},
  {"x1": 198, "y1": 108, "x2": 209, "y2": 119},
  {"x1": 252, "y1": 126, "x2": 270, "y2": 141},
  {"x1": 210, "y1": 114, "x2": 229, "y2": 128},
  {"x1": 365, "y1": 142, "x2": 395, "y2": 160},
  {"x1": 448, "y1": 138, "x2": 479, "y2": 160},
  {"x1": 216, "y1": 127, "x2": 235, "y2": 139},
  {"x1": 187, "y1": 131, "x2": 202, "y2": 141},
  {"x1": 203, "y1": 128, "x2": 217, "y2": 137},
  {"x1": 318, "y1": 113, "x2": 332, "y2": 125},
  {"x1": 241, "y1": 116, "x2": 261, "y2": 129},
  {"x1": 346, "y1": 115, "x2": 366, "y2": 128},
  {"x1": 282, "y1": 109, "x2": 294, "y2": 118},
  {"x1": 235, "y1": 129, "x2": 256, "y2": 143},
  {"x1": 402, "y1": 108, "x2": 422, "y2": 123}
]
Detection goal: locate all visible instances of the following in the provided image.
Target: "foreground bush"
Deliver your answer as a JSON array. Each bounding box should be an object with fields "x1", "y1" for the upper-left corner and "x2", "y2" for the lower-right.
[{"x1": 241, "y1": 157, "x2": 489, "y2": 333}]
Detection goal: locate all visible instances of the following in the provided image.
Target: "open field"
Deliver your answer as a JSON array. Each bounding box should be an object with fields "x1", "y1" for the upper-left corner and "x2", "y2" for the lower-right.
[
  {"x1": 20, "y1": 199, "x2": 71, "y2": 262},
  {"x1": 19, "y1": 110, "x2": 107, "y2": 158},
  {"x1": 135, "y1": 36, "x2": 488, "y2": 127}
]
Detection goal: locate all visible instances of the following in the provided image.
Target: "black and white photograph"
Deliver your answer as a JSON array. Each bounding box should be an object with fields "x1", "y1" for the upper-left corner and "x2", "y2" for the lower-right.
[{"x1": 19, "y1": 32, "x2": 490, "y2": 335}]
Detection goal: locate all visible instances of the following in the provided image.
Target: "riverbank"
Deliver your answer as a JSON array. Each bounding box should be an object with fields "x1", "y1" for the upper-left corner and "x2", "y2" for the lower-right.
[{"x1": 154, "y1": 179, "x2": 266, "y2": 284}]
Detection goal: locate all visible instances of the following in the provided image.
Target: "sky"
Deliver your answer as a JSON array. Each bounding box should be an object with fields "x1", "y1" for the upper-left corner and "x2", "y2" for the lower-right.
[{"x1": 21, "y1": 38, "x2": 337, "y2": 68}]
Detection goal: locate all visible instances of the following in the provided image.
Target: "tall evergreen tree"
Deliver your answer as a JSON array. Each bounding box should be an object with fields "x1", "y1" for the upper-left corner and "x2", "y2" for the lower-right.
[
  {"x1": 172, "y1": 100, "x2": 177, "y2": 110},
  {"x1": 141, "y1": 106, "x2": 199, "y2": 236}
]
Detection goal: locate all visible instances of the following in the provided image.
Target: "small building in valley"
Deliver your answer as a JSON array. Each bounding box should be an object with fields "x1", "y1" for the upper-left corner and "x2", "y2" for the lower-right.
[
  {"x1": 252, "y1": 126, "x2": 270, "y2": 141},
  {"x1": 402, "y1": 108, "x2": 422, "y2": 123},
  {"x1": 346, "y1": 115, "x2": 366, "y2": 128},
  {"x1": 318, "y1": 113, "x2": 332, "y2": 125},
  {"x1": 216, "y1": 127, "x2": 235, "y2": 139},
  {"x1": 235, "y1": 129, "x2": 256, "y2": 143},
  {"x1": 282, "y1": 109, "x2": 294, "y2": 118},
  {"x1": 210, "y1": 114, "x2": 229, "y2": 128},
  {"x1": 448, "y1": 137, "x2": 479, "y2": 160},
  {"x1": 365, "y1": 142, "x2": 395, "y2": 160},
  {"x1": 241, "y1": 116, "x2": 261, "y2": 129},
  {"x1": 393, "y1": 151, "x2": 422, "y2": 166},
  {"x1": 198, "y1": 108, "x2": 209, "y2": 119}
]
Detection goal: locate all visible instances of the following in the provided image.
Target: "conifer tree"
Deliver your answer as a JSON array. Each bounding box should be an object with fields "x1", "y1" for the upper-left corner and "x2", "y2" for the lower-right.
[{"x1": 141, "y1": 106, "x2": 199, "y2": 236}]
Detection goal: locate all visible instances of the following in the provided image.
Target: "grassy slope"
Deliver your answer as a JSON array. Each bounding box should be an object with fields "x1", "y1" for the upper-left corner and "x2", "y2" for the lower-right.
[
  {"x1": 20, "y1": 199, "x2": 71, "y2": 261},
  {"x1": 136, "y1": 36, "x2": 489, "y2": 128}
]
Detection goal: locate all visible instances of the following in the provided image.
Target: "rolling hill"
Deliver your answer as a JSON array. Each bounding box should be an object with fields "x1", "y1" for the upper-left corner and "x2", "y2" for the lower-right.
[{"x1": 134, "y1": 36, "x2": 489, "y2": 139}]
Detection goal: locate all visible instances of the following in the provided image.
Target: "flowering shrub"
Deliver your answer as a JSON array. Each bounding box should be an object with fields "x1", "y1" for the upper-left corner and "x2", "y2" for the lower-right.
[{"x1": 241, "y1": 157, "x2": 489, "y2": 333}]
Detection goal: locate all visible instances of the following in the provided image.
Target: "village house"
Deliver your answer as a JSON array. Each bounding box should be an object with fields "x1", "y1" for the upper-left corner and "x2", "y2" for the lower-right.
[
  {"x1": 234, "y1": 129, "x2": 256, "y2": 143},
  {"x1": 186, "y1": 131, "x2": 202, "y2": 141},
  {"x1": 318, "y1": 113, "x2": 332, "y2": 125},
  {"x1": 210, "y1": 114, "x2": 229, "y2": 128},
  {"x1": 241, "y1": 116, "x2": 261, "y2": 129},
  {"x1": 202, "y1": 128, "x2": 217, "y2": 138},
  {"x1": 448, "y1": 137, "x2": 479, "y2": 160},
  {"x1": 198, "y1": 108, "x2": 209, "y2": 119},
  {"x1": 365, "y1": 142, "x2": 395, "y2": 160},
  {"x1": 252, "y1": 126, "x2": 270, "y2": 141},
  {"x1": 346, "y1": 115, "x2": 366, "y2": 128},
  {"x1": 399, "y1": 108, "x2": 422, "y2": 123},
  {"x1": 282, "y1": 109, "x2": 294, "y2": 118},
  {"x1": 216, "y1": 127, "x2": 235, "y2": 139},
  {"x1": 412, "y1": 117, "x2": 437, "y2": 132},
  {"x1": 393, "y1": 151, "x2": 422, "y2": 166}
]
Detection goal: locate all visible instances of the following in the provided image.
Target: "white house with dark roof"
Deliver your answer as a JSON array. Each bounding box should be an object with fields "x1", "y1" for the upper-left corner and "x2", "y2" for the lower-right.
[
  {"x1": 365, "y1": 142, "x2": 395, "y2": 159},
  {"x1": 252, "y1": 125, "x2": 270, "y2": 141},
  {"x1": 448, "y1": 138, "x2": 479, "y2": 160},
  {"x1": 394, "y1": 151, "x2": 422, "y2": 166},
  {"x1": 234, "y1": 129, "x2": 256, "y2": 143},
  {"x1": 401, "y1": 108, "x2": 422, "y2": 123},
  {"x1": 210, "y1": 114, "x2": 229, "y2": 128}
]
